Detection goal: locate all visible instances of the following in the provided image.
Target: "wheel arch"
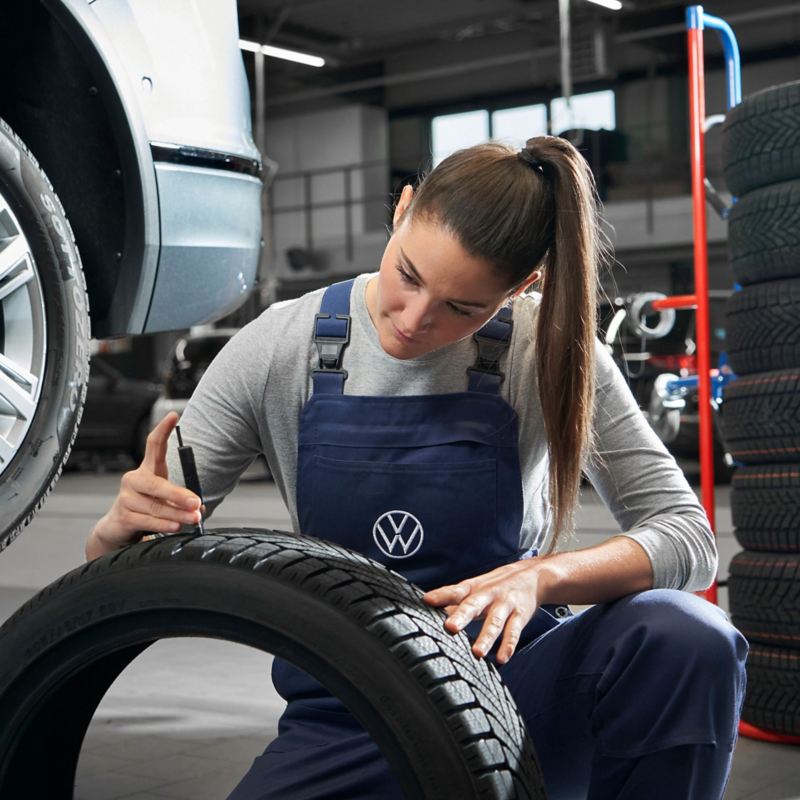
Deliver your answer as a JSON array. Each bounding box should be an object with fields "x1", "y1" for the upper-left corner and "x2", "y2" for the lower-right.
[{"x1": 0, "y1": 0, "x2": 160, "y2": 338}]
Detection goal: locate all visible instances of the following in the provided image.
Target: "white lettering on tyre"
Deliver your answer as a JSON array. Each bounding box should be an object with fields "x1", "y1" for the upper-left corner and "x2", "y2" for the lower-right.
[
  {"x1": 39, "y1": 192, "x2": 78, "y2": 279},
  {"x1": 39, "y1": 190, "x2": 89, "y2": 413}
]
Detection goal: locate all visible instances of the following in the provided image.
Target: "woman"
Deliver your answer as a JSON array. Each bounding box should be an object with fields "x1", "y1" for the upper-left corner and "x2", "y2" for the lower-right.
[{"x1": 86, "y1": 136, "x2": 747, "y2": 799}]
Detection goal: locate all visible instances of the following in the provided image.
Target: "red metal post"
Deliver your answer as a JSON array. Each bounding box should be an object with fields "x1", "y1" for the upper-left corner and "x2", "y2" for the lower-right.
[
  {"x1": 687, "y1": 24, "x2": 717, "y2": 604},
  {"x1": 650, "y1": 295, "x2": 697, "y2": 311}
]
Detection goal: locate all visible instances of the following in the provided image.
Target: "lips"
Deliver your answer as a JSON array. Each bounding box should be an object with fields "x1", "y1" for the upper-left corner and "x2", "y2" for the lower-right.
[{"x1": 391, "y1": 321, "x2": 416, "y2": 343}]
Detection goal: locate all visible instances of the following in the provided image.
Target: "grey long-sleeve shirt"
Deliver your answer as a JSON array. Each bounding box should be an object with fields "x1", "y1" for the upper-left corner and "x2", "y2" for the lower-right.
[{"x1": 166, "y1": 272, "x2": 717, "y2": 592}]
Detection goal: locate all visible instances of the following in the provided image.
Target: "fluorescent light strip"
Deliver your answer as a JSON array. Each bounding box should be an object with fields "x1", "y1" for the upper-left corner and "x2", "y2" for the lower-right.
[
  {"x1": 239, "y1": 38, "x2": 325, "y2": 68},
  {"x1": 586, "y1": 0, "x2": 623, "y2": 9}
]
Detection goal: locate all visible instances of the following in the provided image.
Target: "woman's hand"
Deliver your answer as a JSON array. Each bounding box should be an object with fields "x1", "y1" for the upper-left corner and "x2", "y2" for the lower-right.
[
  {"x1": 85, "y1": 412, "x2": 205, "y2": 561},
  {"x1": 422, "y1": 559, "x2": 556, "y2": 665},
  {"x1": 423, "y1": 538, "x2": 655, "y2": 664}
]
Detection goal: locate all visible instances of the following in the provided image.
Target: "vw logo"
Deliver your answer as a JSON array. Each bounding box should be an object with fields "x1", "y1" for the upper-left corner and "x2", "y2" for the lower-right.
[{"x1": 372, "y1": 510, "x2": 424, "y2": 559}]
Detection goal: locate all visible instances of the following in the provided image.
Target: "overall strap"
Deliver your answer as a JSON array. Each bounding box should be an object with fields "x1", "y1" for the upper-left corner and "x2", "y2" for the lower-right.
[
  {"x1": 467, "y1": 305, "x2": 514, "y2": 394},
  {"x1": 311, "y1": 279, "x2": 354, "y2": 395}
]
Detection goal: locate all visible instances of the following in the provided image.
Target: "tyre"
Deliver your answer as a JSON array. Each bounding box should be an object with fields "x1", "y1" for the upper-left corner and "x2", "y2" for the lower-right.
[
  {"x1": 0, "y1": 529, "x2": 546, "y2": 800},
  {"x1": 0, "y1": 119, "x2": 90, "y2": 552},
  {"x1": 725, "y1": 278, "x2": 800, "y2": 375},
  {"x1": 720, "y1": 369, "x2": 800, "y2": 464},
  {"x1": 722, "y1": 80, "x2": 800, "y2": 197},
  {"x1": 731, "y1": 465, "x2": 800, "y2": 552},
  {"x1": 728, "y1": 180, "x2": 800, "y2": 286},
  {"x1": 728, "y1": 551, "x2": 800, "y2": 647},
  {"x1": 742, "y1": 644, "x2": 800, "y2": 737}
]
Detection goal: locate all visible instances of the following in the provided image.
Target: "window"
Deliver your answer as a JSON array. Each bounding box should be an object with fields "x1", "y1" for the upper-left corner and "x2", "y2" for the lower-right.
[
  {"x1": 491, "y1": 104, "x2": 548, "y2": 149},
  {"x1": 430, "y1": 91, "x2": 614, "y2": 166},
  {"x1": 431, "y1": 110, "x2": 489, "y2": 167},
  {"x1": 550, "y1": 89, "x2": 615, "y2": 135}
]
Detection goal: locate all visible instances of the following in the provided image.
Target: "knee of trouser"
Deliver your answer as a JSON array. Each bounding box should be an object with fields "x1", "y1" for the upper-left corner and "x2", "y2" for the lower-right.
[{"x1": 620, "y1": 589, "x2": 748, "y2": 682}]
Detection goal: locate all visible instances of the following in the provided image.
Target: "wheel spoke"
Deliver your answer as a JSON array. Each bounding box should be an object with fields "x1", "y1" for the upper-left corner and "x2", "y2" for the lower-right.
[
  {"x1": 0, "y1": 353, "x2": 37, "y2": 420},
  {"x1": 0, "y1": 253, "x2": 34, "y2": 303},
  {"x1": 0, "y1": 235, "x2": 31, "y2": 283},
  {"x1": 0, "y1": 431, "x2": 15, "y2": 465}
]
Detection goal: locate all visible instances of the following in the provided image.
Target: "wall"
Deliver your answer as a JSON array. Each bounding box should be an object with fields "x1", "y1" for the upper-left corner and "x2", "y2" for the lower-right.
[{"x1": 264, "y1": 104, "x2": 389, "y2": 284}]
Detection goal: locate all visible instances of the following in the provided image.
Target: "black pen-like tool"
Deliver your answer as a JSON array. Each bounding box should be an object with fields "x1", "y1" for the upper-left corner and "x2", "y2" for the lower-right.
[{"x1": 176, "y1": 425, "x2": 205, "y2": 534}]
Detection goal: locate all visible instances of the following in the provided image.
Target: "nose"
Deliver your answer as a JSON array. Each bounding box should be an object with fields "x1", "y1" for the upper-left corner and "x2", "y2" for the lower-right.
[{"x1": 400, "y1": 294, "x2": 433, "y2": 336}]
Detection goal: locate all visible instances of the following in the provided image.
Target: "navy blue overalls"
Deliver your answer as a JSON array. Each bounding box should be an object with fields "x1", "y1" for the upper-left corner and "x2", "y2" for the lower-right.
[{"x1": 227, "y1": 279, "x2": 748, "y2": 800}]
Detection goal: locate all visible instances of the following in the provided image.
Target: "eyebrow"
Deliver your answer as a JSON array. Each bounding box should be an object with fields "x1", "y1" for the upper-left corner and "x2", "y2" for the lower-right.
[{"x1": 398, "y1": 248, "x2": 490, "y2": 309}]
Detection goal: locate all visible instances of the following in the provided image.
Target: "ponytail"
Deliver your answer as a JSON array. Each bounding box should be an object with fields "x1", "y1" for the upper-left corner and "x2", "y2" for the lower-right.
[
  {"x1": 524, "y1": 137, "x2": 602, "y2": 547},
  {"x1": 408, "y1": 136, "x2": 606, "y2": 550}
]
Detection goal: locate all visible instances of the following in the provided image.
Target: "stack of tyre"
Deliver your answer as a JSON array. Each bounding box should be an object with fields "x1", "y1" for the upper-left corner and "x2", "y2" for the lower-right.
[{"x1": 720, "y1": 79, "x2": 800, "y2": 738}]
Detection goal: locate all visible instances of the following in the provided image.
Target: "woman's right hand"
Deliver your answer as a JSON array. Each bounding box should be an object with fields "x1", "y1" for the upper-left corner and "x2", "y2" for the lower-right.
[{"x1": 85, "y1": 411, "x2": 205, "y2": 561}]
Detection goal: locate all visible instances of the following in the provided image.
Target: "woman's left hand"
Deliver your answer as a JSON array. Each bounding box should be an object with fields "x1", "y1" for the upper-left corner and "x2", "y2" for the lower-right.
[{"x1": 422, "y1": 559, "x2": 555, "y2": 665}]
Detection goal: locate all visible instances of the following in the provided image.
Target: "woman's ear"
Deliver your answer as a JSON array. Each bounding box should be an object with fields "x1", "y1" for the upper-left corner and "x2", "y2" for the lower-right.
[
  {"x1": 392, "y1": 185, "x2": 414, "y2": 229},
  {"x1": 511, "y1": 269, "x2": 542, "y2": 298}
]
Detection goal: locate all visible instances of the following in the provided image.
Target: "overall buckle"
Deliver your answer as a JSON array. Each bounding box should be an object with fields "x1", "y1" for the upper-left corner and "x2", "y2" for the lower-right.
[
  {"x1": 313, "y1": 312, "x2": 351, "y2": 373},
  {"x1": 470, "y1": 316, "x2": 514, "y2": 379}
]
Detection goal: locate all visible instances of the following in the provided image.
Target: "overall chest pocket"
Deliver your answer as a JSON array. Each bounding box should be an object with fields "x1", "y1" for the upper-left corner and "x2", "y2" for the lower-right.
[{"x1": 298, "y1": 453, "x2": 499, "y2": 581}]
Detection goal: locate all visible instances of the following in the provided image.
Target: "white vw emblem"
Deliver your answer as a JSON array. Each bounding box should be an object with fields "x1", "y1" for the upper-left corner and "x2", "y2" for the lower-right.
[{"x1": 372, "y1": 510, "x2": 424, "y2": 559}]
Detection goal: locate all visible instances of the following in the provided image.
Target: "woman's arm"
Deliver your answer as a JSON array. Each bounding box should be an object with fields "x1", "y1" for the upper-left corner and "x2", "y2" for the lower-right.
[
  {"x1": 535, "y1": 534, "x2": 653, "y2": 605},
  {"x1": 584, "y1": 339, "x2": 718, "y2": 592}
]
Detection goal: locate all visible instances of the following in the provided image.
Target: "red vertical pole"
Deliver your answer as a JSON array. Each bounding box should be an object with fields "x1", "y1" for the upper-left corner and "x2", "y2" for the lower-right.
[{"x1": 687, "y1": 23, "x2": 717, "y2": 604}]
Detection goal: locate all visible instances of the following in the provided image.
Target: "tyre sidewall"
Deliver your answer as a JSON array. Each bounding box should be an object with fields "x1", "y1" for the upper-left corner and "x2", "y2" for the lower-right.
[
  {"x1": 0, "y1": 123, "x2": 90, "y2": 550},
  {"x1": 0, "y1": 560, "x2": 474, "y2": 800}
]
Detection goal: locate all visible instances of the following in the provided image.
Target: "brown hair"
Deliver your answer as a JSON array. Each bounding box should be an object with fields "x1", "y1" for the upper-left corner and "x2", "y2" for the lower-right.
[{"x1": 404, "y1": 136, "x2": 606, "y2": 549}]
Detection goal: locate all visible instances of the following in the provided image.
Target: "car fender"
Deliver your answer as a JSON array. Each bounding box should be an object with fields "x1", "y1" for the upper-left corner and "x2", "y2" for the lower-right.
[{"x1": 43, "y1": 0, "x2": 160, "y2": 336}]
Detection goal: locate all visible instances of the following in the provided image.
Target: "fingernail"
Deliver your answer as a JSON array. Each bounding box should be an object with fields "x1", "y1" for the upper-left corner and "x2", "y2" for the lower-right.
[{"x1": 185, "y1": 498, "x2": 198, "y2": 509}]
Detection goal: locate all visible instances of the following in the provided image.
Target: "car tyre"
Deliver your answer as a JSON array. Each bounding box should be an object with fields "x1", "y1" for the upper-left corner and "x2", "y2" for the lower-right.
[
  {"x1": 725, "y1": 277, "x2": 800, "y2": 375},
  {"x1": 727, "y1": 180, "x2": 800, "y2": 286},
  {"x1": 0, "y1": 119, "x2": 90, "y2": 552},
  {"x1": 0, "y1": 529, "x2": 546, "y2": 799},
  {"x1": 728, "y1": 550, "x2": 800, "y2": 647},
  {"x1": 722, "y1": 80, "x2": 800, "y2": 198},
  {"x1": 719, "y1": 369, "x2": 800, "y2": 465},
  {"x1": 741, "y1": 643, "x2": 800, "y2": 737},
  {"x1": 731, "y1": 465, "x2": 800, "y2": 552}
]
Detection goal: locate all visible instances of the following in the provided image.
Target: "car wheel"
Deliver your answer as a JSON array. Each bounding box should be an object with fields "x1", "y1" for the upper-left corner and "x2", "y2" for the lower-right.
[
  {"x1": 0, "y1": 119, "x2": 90, "y2": 552},
  {"x1": 0, "y1": 529, "x2": 546, "y2": 799}
]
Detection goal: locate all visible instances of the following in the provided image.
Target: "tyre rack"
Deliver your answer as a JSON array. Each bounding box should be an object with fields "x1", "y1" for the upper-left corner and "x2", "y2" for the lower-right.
[{"x1": 650, "y1": 5, "x2": 800, "y2": 747}]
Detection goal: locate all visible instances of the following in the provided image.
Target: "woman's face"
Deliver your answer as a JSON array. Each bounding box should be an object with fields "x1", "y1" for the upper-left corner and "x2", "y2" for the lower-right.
[{"x1": 367, "y1": 213, "x2": 515, "y2": 360}]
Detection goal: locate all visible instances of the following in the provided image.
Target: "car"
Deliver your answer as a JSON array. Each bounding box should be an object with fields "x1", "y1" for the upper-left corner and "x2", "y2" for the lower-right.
[
  {"x1": 0, "y1": 1, "x2": 263, "y2": 549},
  {"x1": 67, "y1": 357, "x2": 161, "y2": 467}
]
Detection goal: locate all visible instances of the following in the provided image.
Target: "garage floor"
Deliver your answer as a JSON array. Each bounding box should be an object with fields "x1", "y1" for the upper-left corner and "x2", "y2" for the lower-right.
[{"x1": 1, "y1": 462, "x2": 798, "y2": 800}]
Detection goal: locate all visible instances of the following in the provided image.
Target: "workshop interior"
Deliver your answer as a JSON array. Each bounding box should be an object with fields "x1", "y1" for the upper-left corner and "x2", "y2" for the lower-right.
[{"x1": 0, "y1": 1, "x2": 799, "y2": 798}]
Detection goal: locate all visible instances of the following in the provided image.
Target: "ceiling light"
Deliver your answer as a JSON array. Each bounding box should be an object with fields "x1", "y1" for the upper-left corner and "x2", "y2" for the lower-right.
[
  {"x1": 239, "y1": 39, "x2": 325, "y2": 68},
  {"x1": 586, "y1": 0, "x2": 623, "y2": 10}
]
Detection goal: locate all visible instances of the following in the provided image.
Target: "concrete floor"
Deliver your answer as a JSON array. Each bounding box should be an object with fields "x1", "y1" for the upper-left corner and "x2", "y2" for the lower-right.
[{"x1": 0, "y1": 456, "x2": 798, "y2": 800}]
